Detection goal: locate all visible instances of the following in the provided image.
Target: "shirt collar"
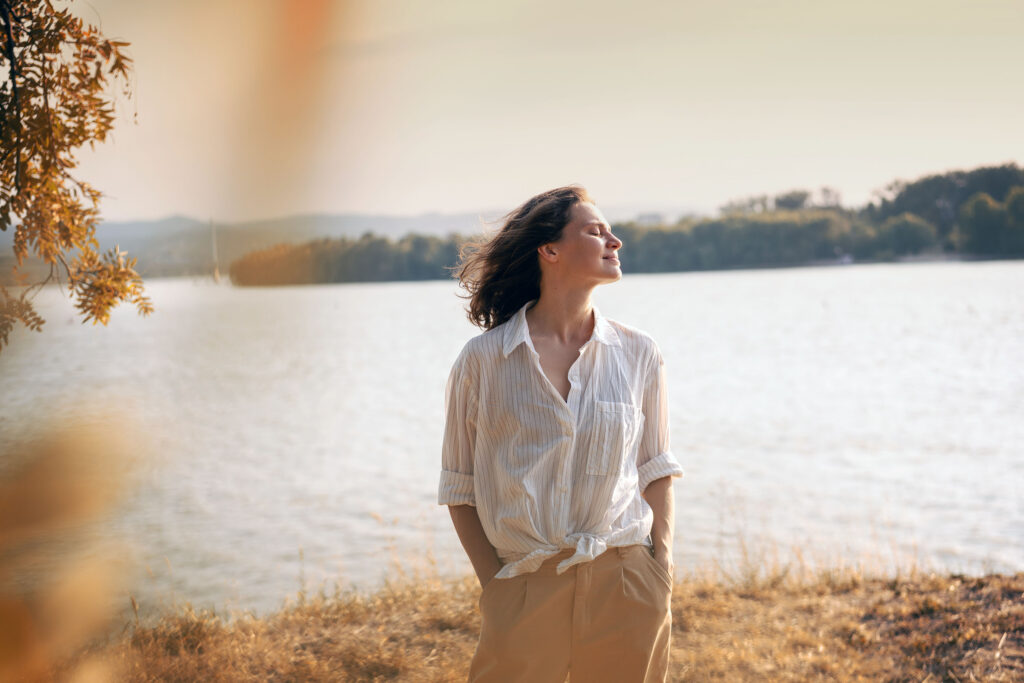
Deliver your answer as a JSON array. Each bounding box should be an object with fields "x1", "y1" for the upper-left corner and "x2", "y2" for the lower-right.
[{"x1": 501, "y1": 299, "x2": 622, "y2": 358}]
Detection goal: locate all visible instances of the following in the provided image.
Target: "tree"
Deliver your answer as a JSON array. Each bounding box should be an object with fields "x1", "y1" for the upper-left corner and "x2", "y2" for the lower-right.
[
  {"x1": 959, "y1": 192, "x2": 1008, "y2": 255},
  {"x1": 0, "y1": 0, "x2": 151, "y2": 352},
  {"x1": 773, "y1": 189, "x2": 810, "y2": 211},
  {"x1": 877, "y1": 213, "x2": 938, "y2": 256},
  {"x1": 718, "y1": 194, "x2": 770, "y2": 215},
  {"x1": 1005, "y1": 186, "x2": 1024, "y2": 227},
  {"x1": 816, "y1": 186, "x2": 842, "y2": 209},
  {"x1": 1002, "y1": 186, "x2": 1024, "y2": 254},
  {"x1": 866, "y1": 164, "x2": 1024, "y2": 241}
]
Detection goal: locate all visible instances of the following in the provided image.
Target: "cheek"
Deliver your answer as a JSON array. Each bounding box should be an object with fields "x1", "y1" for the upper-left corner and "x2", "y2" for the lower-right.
[
  {"x1": 569, "y1": 245, "x2": 600, "y2": 266},
  {"x1": 560, "y1": 236, "x2": 603, "y2": 267}
]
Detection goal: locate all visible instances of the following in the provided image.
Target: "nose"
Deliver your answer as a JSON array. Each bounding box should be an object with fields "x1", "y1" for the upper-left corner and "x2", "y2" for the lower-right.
[{"x1": 607, "y1": 231, "x2": 622, "y2": 250}]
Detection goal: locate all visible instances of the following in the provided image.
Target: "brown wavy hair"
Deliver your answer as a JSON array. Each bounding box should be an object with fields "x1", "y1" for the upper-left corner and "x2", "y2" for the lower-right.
[{"x1": 456, "y1": 185, "x2": 592, "y2": 330}]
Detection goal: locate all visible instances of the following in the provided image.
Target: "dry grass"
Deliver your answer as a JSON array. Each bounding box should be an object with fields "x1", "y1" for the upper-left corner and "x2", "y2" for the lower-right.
[
  {"x1": 56, "y1": 564, "x2": 1017, "y2": 682},
  {"x1": 3, "y1": 422, "x2": 1021, "y2": 681},
  {"x1": 668, "y1": 566, "x2": 1023, "y2": 681},
  {"x1": 103, "y1": 577, "x2": 482, "y2": 683}
]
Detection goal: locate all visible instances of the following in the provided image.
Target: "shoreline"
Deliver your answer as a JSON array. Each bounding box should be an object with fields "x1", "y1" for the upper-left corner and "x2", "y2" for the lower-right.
[{"x1": 5, "y1": 251, "x2": 1020, "y2": 290}]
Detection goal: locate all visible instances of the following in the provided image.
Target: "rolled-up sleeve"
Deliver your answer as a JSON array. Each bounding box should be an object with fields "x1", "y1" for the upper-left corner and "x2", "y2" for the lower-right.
[
  {"x1": 438, "y1": 347, "x2": 478, "y2": 506},
  {"x1": 637, "y1": 344, "x2": 684, "y2": 492}
]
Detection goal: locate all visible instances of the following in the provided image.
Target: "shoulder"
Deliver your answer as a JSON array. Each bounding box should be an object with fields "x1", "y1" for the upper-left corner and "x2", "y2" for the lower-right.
[
  {"x1": 450, "y1": 325, "x2": 505, "y2": 373},
  {"x1": 605, "y1": 318, "x2": 663, "y2": 365}
]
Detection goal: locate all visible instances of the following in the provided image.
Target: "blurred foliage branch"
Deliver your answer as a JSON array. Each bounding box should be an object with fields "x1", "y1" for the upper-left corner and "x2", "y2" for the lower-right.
[{"x1": 0, "y1": 0, "x2": 151, "y2": 353}]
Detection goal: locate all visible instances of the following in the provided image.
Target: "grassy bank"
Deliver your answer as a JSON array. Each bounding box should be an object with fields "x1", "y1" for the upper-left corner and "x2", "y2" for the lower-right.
[{"x1": 60, "y1": 566, "x2": 1023, "y2": 682}]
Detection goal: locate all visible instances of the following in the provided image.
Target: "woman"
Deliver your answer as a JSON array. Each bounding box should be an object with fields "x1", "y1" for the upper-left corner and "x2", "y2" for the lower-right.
[{"x1": 438, "y1": 185, "x2": 684, "y2": 683}]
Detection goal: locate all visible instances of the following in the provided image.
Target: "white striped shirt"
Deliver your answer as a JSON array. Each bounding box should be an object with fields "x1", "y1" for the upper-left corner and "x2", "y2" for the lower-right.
[{"x1": 438, "y1": 300, "x2": 684, "y2": 579}]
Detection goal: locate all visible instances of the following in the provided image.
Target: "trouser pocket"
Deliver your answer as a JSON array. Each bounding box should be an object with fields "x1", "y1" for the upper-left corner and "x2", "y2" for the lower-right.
[{"x1": 638, "y1": 545, "x2": 674, "y2": 591}]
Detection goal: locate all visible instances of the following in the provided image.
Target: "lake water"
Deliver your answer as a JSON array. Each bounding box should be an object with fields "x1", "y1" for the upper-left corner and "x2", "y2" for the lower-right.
[{"x1": 1, "y1": 261, "x2": 1022, "y2": 617}]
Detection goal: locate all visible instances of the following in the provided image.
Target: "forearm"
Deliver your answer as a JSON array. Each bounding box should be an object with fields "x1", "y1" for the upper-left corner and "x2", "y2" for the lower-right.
[
  {"x1": 642, "y1": 476, "x2": 675, "y2": 568},
  {"x1": 448, "y1": 504, "x2": 503, "y2": 587}
]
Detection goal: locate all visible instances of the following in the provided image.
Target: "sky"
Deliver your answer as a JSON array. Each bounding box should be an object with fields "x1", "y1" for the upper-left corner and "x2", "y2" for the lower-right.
[{"x1": 73, "y1": 0, "x2": 1024, "y2": 223}]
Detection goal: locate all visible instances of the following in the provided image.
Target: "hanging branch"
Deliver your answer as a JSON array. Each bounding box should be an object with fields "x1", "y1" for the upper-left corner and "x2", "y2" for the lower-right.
[
  {"x1": 0, "y1": 0, "x2": 152, "y2": 352},
  {"x1": 0, "y1": 0, "x2": 24, "y2": 194}
]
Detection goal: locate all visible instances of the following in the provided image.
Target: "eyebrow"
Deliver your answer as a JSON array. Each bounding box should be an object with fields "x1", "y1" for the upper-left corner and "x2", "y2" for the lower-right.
[{"x1": 583, "y1": 219, "x2": 610, "y2": 229}]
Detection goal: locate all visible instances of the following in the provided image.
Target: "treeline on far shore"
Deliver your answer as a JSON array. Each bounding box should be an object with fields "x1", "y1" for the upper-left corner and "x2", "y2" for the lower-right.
[{"x1": 229, "y1": 164, "x2": 1024, "y2": 286}]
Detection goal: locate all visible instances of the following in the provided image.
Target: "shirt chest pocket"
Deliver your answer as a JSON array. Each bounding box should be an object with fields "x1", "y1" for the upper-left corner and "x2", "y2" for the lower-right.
[{"x1": 587, "y1": 400, "x2": 645, "y2": 476}]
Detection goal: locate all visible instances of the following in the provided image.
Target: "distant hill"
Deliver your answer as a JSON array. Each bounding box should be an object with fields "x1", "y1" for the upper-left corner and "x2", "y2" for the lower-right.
[
  {"x1": 0, "y1": 204, "x2": 697, "y2": 279},
  {"x1": 0, "y1": 211, "x2": 501, "y2": 278}
]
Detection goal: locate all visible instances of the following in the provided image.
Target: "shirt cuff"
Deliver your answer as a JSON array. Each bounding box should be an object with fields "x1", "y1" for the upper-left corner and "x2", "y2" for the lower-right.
[
  {"x1": 637, "y1": 452, "x2": 684, "y2": 492},
  {"x1": 437, "y1": 469, "x2": 475, "y2": 506}
]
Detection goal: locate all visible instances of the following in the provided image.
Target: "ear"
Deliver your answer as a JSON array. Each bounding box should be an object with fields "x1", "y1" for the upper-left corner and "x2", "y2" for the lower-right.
[{"x1": 537, "y1": 242, "x2": 559, "y2": 264}]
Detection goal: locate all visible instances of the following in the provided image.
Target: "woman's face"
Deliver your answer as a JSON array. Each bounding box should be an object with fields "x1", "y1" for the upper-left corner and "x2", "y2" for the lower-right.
[{"x1": 544, "y1": 202, "x2": 623, "y2": 285}]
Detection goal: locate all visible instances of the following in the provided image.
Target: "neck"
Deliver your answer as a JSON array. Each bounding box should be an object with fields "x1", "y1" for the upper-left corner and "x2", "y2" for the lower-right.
[{"x1": 526, "y1": 284, "x2": 596, "y2": 345}]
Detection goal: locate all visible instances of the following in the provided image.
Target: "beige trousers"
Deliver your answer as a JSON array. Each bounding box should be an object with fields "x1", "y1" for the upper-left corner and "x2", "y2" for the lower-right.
[{"x1": 468, "y1": 544, "x2": 673, "y2": 683}]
